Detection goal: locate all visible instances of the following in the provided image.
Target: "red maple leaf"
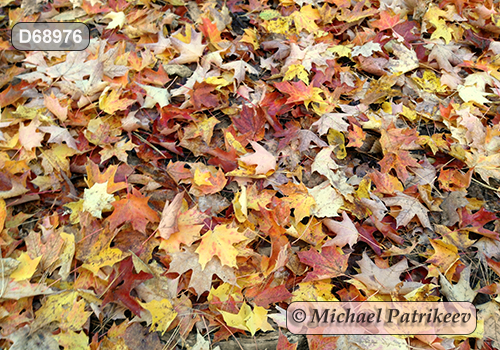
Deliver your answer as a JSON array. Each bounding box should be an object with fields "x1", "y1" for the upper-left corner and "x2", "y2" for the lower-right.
[
  {"x1": 102, "y1": 257, "x2": 153, "y2": 316},
  {"x1": 231, "y1": 104, "x2": 266, "y2": 140},
  {"x1": 297, "y1": 246, "x2": 350, "y2": 282},
  {"x1": 458, "y1": 208, "x2": 499, "y2": 240},
  {"x1": 274, "y1": 80, "x2": 316, "y2": 105},
  {"x1": 370, "y1": 11, "x2": 402, "y2": 31}
]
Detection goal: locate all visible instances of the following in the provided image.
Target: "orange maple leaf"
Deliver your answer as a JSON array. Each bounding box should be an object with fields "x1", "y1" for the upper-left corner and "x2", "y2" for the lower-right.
[{"x1": 107, "y1": 188, "x2": 159, "y2": 233}]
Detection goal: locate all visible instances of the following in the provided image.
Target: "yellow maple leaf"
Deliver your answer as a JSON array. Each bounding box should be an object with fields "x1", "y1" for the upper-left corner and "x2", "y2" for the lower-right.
[
  {"x1": 10, "y1": 252, "x2": 42, "y2": 282},
  {"x1": 139, "y1": 299, "x2": 177, "y2": 335},
  {"x1": 31, "y1": 291, "x2": 91, "y2": 332},
  {"x1": 103, "y1": 11, "x2": 126, "y2": 29},
  {"x1": 81, "y1": 246, "x2": 128, "y2": 275},
  {"x1": 284, "y1": 64, "x2": 309, "y2": 84},
  {"x1": 220, "y1": 302, "x2": 273, "y2": 336},
  {"x1": 82, "y1": 181, "x2": 115, "y2": 219},
  {"x1": 291, "y1": 5, "x2": 320, "y2": 33},
  {"x1": 195, "y1": 224, "x2": 247, "y2": 269},
  {"x1": 54, "y1": 330, "x2": 89, "y2": 350}
]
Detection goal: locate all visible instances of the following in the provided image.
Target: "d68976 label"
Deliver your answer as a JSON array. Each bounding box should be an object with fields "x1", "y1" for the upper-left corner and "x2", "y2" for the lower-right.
[{"x1": 11, "y1": 22, "x2": 90, "y2": 51}]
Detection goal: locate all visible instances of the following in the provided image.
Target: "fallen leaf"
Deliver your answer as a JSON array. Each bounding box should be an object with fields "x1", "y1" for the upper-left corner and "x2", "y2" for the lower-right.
[
  {"x1": 195, "y1": 224, "x2": 247, "y2": 269},
  {"x1": 239, "y1": 141, "x2": 276, "y2": 175},
  {"x1": 382, "y1": 191, "x2": 432, "y2": 229},
  {"x1": 107, "y1": 188, "x2": 160, "y2": 233}
]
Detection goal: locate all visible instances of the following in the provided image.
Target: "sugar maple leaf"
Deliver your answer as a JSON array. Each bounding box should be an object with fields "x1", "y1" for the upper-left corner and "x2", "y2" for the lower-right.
[
  {"x1": 298, "y1": 245, "x2": 350, "y2": 282},
  {"x1": 138, "y1": 299, "x2": 177, "y2": 335},
  {"x1": 370, "y1": 11, "x2": 401, "y2": 31},
  {"x1": 170, "y1": 27, "x2": 207, "y2": 64},
  {"x1": 195, "y1": 224, "x2": 247, "y2": 269},
  {"x1": 231, "y1": 104, "x2": 267, "y2": 140},
  {"x1": 274, "y1": 81, "x2": 324, "y2": 109},
  {"x1": 382, "y1": 191, "x2": 432, "y2": 229},
  {"x1": 44, "y1": 93, "x2": 67, "y2": 122},
  {"x1": 353, "y1": 252, "x2": 422, "y2": 294},
  {"x1": 322, "y1": 211, "x2": 359, "y2": 249},
  {"x1": 168, "y1": 246, "x2": 236, "y2": 296},
  {"x1": 19, "y1": 118, "x2": 44, "y2": 151},
  {"x1": 107, "y1": 188, "x2": 160, "y2": 233},
  {"x1": 439, "y1": 265, "x2": 476, "y2": 302},
  {"x1": 239, "y1": 141, "x2": 276, "y2": 175},
  {"x1": 39, "y1": 125, "x2": 78, "y2": 150},
  {"x1": 219, "y1": 302, "x2": 273, "y2": 336},
  {"x1": 221, "y1": 60, "x2": 259, "y2": 86},
  {"x1": 277, "y1": 330, "x2": 298, "y2": 350}
]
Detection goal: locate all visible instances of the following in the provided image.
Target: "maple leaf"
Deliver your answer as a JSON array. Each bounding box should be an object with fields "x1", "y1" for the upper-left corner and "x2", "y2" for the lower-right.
[
  {"x1": 170, "y1": 26, "x2": 207, "y2": 64},
  {"x1": 168, "y1": 246, "x2": 237, "y2": 296},
  {"x1": 274, "y1": 80, "x2": 324, "y2": 109},
  {"x1": 221, "y1": 60, "x2": 259, "y2": 86},
  {"x1": 38, "y1": 125, "x2": 78, "y2": 150},
  {"x1": 137, "y1": 83, "x2": 170, "y2": 109},
  {"x1": 219, "y1": 302, "x2": 273, "y2": 336},
  {"x1": 190, "y1": 81, "x2": 218, "y2": 109},
  {"x1": 138, "y1": 299, "x2": 177, "y2": 335},
  {"x1": 19, "y1": 118, "x2": 44, "y2": 151},
  {"x1": 298, "y1": 245, "x2": 350, "y2": 282},
  {"x1": 231, "y1": 104, "x2": 267, "y2": 140},
  {"x1": 98, "y1": 87, "x2": 135, "y2": 114},
  {"x1": 195, "y1": 224, "x2": 247, "y2": 269},
  {"x1": 107, "y1": 188, "x2": 160, "y2": 233},
  {"x1": 323, "y1": 211, "x2": 359, "y2": 249},
  {"x1": 45, "y1": 51, "x2": 96, "y2": 81},
  {"x1": 439, "y1": 265, "x2": 477, "y2": 302},
  {"x1": 370, "y1": 11, "x2": 401, "y2": 31},
  {"x1": 382, "y1": 191, "x2": 432, "y2": 229},
  {"x1": 82, "y1": 181, "x2": 115, "y2": 219},
  {"x1": 99, "y1": 139, "x2": 137, "y2": 163},
  {"x1": 426, "y1": 238, "x2": 460, "y2": 277},
  {"x1": 353, "y1": 252, "x2": 422, "y2": 294},
  {"x1": 44, "y1": 93, "x2": 68, "y2": 122},
  {"x1": 10, "y1": 252, "x2": 42, "y2": 282},
  {"x1": 239, "y1": 141, "x2": 276, "y2": 175},
  {"x1": 277, "y1": 330, "x2": 298, "y2": 350}
]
